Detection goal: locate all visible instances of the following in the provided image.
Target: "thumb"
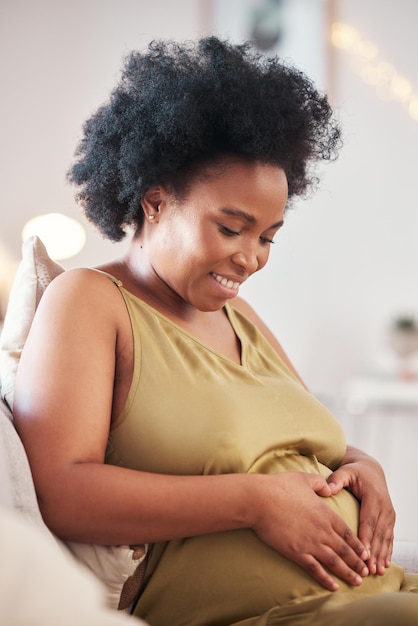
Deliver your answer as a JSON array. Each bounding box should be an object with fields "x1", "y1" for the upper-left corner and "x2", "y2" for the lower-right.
[
  {"x1": 327, "y1": 467, "x2": 350, "y2": 494},
  {"x1": 310, "y1": 474, "x2": 333, "y2": 497}
]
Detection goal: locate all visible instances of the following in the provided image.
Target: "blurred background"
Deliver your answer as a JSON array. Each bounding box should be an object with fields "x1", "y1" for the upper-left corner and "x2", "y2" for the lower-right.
[{"x1": 1, "y1": 0, "x2": 418, "y2": 540}]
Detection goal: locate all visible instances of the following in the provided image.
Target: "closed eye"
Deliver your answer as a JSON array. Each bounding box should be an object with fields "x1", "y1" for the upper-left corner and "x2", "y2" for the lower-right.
[
  {"x1": 260, "y1": 236, "x2": 275, "y2": 245},
  {"x1": 220, "y1": 225, "x2": 275, "y2": 244},
  {"x1": 219, "y1": 225, "x2": 240, "y2": 237}
]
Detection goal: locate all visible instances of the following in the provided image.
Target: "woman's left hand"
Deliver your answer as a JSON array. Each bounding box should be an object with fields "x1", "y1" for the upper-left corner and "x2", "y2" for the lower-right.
[{"x1": 326, "y1": 445, "x2": 395, "y2": 576}]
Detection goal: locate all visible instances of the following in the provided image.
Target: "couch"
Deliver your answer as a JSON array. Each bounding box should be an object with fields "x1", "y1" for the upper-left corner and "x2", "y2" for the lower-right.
[{"x1": 1, "y1": 237, "x2": 417, "y2": 618}]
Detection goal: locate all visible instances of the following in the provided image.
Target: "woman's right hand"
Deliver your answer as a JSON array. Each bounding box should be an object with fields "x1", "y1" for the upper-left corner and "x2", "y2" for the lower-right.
[{"x1": 250, "y1": 472, "x2": 370, "y2": 591}]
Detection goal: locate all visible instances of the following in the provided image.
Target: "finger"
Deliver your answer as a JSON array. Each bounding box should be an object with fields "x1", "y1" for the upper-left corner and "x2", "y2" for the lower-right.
[
  {"x1": 359, "y1": 509, "x2": 394, "y2": 575},
  {"x1": 367, "y1": 524, "x2": 394, "y2": 575},
  {"x1": 337, "y1": 521, "x2": 370, "y2": 562},
  {"x1": 320, "y1": 543, "x2": 369, "y2": 587},
  {"x1": 309, "y1": 474, "x2": 333, "y2": 497},
  {"x1": 299, "y1": 522, "x2": 370, "y2": 588},
  {"x1": 334, "y1": 536, "x2": 370, "y2": 575},
  {"x1": 327, "y1": 479, "x2": 344, "y2": 495},
  {"x1": 299, "y1": 547, "x2": 367, "y2": 592},
  {"x1": 373, "y1": 546, "x2": 391, "y2": 576},
  {"x1": 322, "y1": 527, "x2": 370, "y2": 581},
  {"x1": 384, "y1": 531, "x2": 394, "y2": 566},
  {"x1": 358, "y1": 514, "x2": 375, "y2": 554},
  {"x1": 314, "y1": 483, "x2": 333, "y2": 497},
  {"x1": 299, "y1": 554, "x2": 340, "y2": 591},
  {"x1": 326, "y1": 468, "x2": 349, "y2": 493}
]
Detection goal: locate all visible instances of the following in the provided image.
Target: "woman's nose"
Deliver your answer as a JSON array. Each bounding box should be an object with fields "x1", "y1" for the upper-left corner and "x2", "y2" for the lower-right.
[{"x1": 231, "y1": 248, "x2": 260, "y2": 275}]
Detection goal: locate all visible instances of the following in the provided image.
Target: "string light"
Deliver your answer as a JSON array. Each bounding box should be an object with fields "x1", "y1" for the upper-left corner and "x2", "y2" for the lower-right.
[{"x1": 331, "y1": 22, "x2": 418, "y2": 123}]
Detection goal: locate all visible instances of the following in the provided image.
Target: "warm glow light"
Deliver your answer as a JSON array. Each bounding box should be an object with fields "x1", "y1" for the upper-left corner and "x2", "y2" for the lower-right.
[
  {"x1": 390, "y1": 75, "x2": 412, "y2": 102},
  {"x1": 359, "y1": 65, "x2": 381, "y2": 86},
  {"x1": 22, "y1": 213, "x2": 86, "y2": 260},
  {"x1": 354, "y1": 40, "x2": 378, "y2": 61},
  {"x1": 331, "y1": 23, "x2": 360, "y2": 50},
  {"x1": 331, "y1": 22, "x2": 418, "y2": 124},
  {"x1": 359, "y1": 61, "x2": 395, "y2": 88},
  {"x1": 375, "y1": 61, "x2": 395, "y2": 83}
]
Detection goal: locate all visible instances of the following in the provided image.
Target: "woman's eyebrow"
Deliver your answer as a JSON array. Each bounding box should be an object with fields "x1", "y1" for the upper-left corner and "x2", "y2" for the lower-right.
[
  {"x1": 219, "y1": 207, "x2": 283, "y2": 230},
  {"x1": 219, "y1": 207, "x2": 256, "y2": 223}
]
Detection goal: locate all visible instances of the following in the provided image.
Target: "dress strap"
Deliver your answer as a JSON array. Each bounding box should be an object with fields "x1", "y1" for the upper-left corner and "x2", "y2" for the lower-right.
[{"x1": 91, "y1": 268, "x2": 124, "y2": 289}]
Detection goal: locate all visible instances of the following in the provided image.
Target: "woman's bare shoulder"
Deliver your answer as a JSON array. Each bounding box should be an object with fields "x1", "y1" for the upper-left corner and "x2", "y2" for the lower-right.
[
  {"x1": 40, "y1": 267, "x2": 122, "y2": 309},
  {"x1": 28, "y1": 266, "x2": 129, "y2": 352},
  {"x1": 44, "y1": 266, "x2": 117, "y2": 290}
]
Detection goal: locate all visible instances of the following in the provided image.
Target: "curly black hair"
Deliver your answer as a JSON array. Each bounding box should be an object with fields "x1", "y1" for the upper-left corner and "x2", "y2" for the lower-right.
[{"x1": 68, "y1": 37, "x2": 341, "y2": 242}]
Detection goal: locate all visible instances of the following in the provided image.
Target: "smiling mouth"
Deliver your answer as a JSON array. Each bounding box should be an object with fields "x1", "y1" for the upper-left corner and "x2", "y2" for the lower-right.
[{"x1": 211, "y1": 273, "x2": 240, "y2": 290}]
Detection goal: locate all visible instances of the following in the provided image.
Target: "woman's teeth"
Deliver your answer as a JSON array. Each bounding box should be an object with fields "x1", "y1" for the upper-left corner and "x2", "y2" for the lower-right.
[{"x1": 212, "y1": 273, "x2": 239, "y2": 290}]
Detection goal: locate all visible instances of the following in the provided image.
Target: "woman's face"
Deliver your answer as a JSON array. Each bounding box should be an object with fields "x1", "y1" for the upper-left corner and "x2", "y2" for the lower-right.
[{"x1": 142, "y1": 159, "x2": 288, "y2": 312}]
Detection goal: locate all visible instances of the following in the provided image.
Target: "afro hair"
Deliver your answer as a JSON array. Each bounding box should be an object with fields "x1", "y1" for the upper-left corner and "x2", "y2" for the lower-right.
[{"x1": 68, "y1": 37, "x2": 341, "y2": 241}]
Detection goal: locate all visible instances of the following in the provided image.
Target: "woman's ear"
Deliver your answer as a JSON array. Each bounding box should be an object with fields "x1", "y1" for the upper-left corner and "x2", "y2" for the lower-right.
[{"x1": 141, "y1": 187, "x2": 164, "y2": 223}]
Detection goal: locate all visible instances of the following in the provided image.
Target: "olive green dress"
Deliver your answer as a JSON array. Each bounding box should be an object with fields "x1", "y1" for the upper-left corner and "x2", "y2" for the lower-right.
[{"x1": 105, "y1": 281, "x2": 418, "y2": 626}]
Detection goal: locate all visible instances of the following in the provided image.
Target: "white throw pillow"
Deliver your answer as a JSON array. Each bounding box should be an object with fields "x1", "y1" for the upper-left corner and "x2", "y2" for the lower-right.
[
  {"x1": 67, "y1": 541, "x2": 148, "y2": 611},
  {"x1": 0, "y1": 235, "x2": 64, "y2": 408}
]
